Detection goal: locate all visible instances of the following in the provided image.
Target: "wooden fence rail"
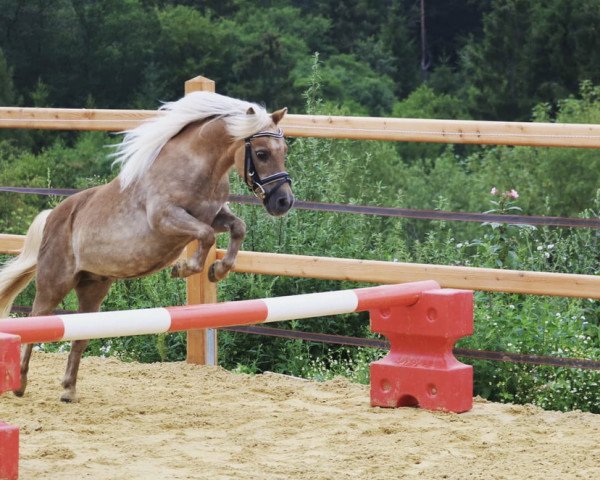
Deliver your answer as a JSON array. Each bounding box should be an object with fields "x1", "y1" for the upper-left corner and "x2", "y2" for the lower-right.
[
  {"x1": 2, "y1": 234, "x2": 600, "y2": 299},
  {"x1": 2, "y1": 107, "x2": 600, "y2": 148}
]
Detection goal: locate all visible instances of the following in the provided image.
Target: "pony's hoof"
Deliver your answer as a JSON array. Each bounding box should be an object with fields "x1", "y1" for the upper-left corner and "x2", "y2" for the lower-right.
[
  {"x1": 13, "y1": 377, "x2": 27, "y2": 397},
  {"x1": 171, "y1": 261, "x2": 196, "y2": 278},
  {"x1": 208, "y1": 263, "x2": 218, "y2": 282},
  {"x1": 208, "y1": 262, "x2": 230, "y2": 283},
  {"x1": 171, "y1": 262, "x2": 184, "y2": 278},
  {"x1": 60, "y1": 392, "x2": 77, "y2": 403}
]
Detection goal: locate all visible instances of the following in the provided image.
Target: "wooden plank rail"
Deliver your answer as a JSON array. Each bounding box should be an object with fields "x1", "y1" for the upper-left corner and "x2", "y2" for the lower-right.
[
  {"x1": 1, "y1": 107, "x2": 600, "y2": 148},
  {"x1": 0, "y1": 107, "x2": 157, "y2": 131},
  {"x1": 221, "y1": 250, "x2": 600, "y2": 299},
  {"x1": 0, "y1": 235, "x2": 24, "y2": 255},
  {"x1": 2, "y1": 234, "x2": 600, "y2": 299},
  {"x1": 283, "y1": 115, "x2": 600, "y2": 148}
]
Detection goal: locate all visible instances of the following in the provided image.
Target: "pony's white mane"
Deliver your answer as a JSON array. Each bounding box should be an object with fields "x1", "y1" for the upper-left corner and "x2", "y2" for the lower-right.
[{"x1": 112, "y1": 91, "x2": 273, "y2": 189}]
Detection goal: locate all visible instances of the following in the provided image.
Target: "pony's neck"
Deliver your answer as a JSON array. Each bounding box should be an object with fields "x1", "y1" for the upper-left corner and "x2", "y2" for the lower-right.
[
  {"x1": 194, "y1": 119, "x2": 239, "y2": 181},
  {"x1": 139, "y1": 118, "x2": 238, "y2": 196}
]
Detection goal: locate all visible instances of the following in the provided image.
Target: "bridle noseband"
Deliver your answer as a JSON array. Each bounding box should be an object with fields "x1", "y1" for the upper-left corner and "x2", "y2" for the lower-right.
[{"x1": 244, "y1": 128, "x2": 291, "y2": 203}]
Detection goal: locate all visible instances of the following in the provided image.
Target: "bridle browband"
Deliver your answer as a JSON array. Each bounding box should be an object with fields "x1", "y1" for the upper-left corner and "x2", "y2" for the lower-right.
[{"x1": 243, "y1": 128, "x2": 291, "y2": 203}]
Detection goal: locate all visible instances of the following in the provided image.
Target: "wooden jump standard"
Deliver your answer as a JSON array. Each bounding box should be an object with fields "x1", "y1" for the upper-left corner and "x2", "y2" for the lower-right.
[{"x1": 1, "y1": 280, "x2": 472, "y2": 478}]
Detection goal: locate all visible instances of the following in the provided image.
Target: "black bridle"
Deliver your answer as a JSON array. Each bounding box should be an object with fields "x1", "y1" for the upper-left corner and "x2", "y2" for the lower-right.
[{"x1": 243, "y1": 128, "x2": 291, "y2": 203}]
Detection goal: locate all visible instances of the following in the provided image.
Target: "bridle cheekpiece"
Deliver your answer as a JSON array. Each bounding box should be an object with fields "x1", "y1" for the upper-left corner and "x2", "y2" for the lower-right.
[{"x1": 243, "y1": 128, "x2": 291, "y2": 203}]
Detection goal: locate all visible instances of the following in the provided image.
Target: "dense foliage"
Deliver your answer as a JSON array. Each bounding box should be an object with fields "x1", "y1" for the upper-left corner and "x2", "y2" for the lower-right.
[
  {"x1": 1, "y1": 1, "x2": 600, "y2": 412},
  {"x1": 1, "y1": 0, "x2": 599, "y2": 119}
]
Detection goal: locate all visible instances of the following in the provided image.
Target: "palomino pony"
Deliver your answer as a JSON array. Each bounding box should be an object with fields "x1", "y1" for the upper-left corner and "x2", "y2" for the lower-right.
[{"x1": 0, "y1": 92, "x2": 294, "y2": 402}]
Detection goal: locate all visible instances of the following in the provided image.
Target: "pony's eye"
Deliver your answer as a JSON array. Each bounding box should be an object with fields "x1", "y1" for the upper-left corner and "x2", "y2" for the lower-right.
[{"x1": 256, "y1": 150, "x2": 269, "y2": 161}]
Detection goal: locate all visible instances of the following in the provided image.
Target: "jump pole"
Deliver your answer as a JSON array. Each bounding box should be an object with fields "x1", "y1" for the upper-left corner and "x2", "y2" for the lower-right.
[{"x1": 0, "y1": 281, "x2": 473, "y2": 412}]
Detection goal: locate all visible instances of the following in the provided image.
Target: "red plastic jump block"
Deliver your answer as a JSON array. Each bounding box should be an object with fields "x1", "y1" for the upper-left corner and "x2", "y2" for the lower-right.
[
  {"x1": 1, "y1": 333, "x2": 21, "y2": 480},
  {"x1": 369, "y1": 288, "x2": 473, "y2": 413},
  {"x1": 0, "y1": 422, "x2": 19, "y2": 480},
  {"x1": 0, "y1": 333, "x2": 21, "y2": 394}
]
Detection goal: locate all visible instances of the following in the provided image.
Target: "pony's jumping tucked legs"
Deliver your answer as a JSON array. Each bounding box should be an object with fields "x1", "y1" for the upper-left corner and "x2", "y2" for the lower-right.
[
  {"x1": 148, "y1": 205, "x2": 217, "y2": 279},
  {"x1": 208, "y1": 206, "x2": 246, "y2": 282},
  {"x1": 170, "y1": 226, "x2": 214, "y2": 278}
]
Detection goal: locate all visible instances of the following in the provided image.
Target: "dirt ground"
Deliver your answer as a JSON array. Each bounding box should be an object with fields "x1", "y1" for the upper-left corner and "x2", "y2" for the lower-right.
[{"x1": 1, "y1": 352, "x2": 599, "y2": 480}]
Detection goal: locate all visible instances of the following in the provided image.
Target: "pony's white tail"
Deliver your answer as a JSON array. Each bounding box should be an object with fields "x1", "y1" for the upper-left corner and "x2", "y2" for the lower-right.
[{"x1": 0, "y1": 210, "x2": 51, "y2": 318}]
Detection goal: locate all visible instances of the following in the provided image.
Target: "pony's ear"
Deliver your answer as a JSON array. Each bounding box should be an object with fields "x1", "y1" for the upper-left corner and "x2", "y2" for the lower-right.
[
  {"x1": 271, "y1": 107, "x2": 287, "y2": 125},
  {"x1": 246, "y1": 106, "x2": 256, "y2": 115}
]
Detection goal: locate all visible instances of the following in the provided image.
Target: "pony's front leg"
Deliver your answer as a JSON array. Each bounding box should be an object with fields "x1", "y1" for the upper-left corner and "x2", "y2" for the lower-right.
[
  {"x1": 171, "y1": 240, "x2": 214, "y2": 278},
  {"x1": 208, "y1": 205, "x2": 246, "y2": 282},
  {"x1": 149, "y1": 204, "x2": 215, "y2": 278}
]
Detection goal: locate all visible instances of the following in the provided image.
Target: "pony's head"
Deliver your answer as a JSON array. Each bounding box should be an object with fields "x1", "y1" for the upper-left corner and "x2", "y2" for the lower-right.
[
  {"x1": 113, "y1": 91, "x2": 294, "y2": 215},
  {"x1": 234, "y1": 107, "x2": 294, "y2": 217}
]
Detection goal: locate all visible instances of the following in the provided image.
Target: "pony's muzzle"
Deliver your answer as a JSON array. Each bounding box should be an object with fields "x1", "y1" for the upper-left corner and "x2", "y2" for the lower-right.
[{"x1": 265, "y1": 185, "x2": 294, "y2": 217}]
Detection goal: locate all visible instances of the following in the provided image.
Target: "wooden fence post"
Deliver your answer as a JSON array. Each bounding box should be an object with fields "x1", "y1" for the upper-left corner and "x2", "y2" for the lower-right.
[{"x1": 184, "y1": 76, "x2": 218, "y2": 365}]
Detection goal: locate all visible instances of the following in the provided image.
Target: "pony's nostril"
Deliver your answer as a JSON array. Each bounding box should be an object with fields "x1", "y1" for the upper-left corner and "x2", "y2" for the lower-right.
[
  {"x1": 277, "y1": 195, "x2": 294, "y2": 212},
  {"x1": 268, "y1": 194, "x2": 294, "y2": 216}
]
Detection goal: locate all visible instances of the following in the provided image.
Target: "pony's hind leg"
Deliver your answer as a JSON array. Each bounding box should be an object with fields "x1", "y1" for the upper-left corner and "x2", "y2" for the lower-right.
[
  {"x1": 60, "y1": 339, "x2": 89, "y2": 403},
  {"x1": 14, "y1": 280, "x2": 74, "y2": 397},
  {"x1": 60, "y1": 276, "x2": 112, "y2": 403},
  {"x1": 14, "y1": 344, "x2": 34, "y2": 397}
]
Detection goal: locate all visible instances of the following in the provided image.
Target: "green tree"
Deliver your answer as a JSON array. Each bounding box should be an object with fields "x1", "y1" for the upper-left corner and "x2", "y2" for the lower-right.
[
  {"x1": 297, "y1": 53, "x2": 396, "y2": 115},
  {"x1": 0, "y1": 48, "x2": 15, "y2": 105},
  {"x1": 0, "y1": 0, "x2": 160, "y2": 107},
  {"x1": 459, "y1": 0, "x2": 600, "y2": 120},
  {"x1": 379, "y1": 0, "x2": 420, "y2": 97},
  {"x1": 152, "y1": 5, "x2": 230, "y2": 100},
  {"x1": 0, "y1": 0, "x2": 72, "y2": 103},
  {"x1": 69, "y1": 0, "x2": 160, "y2": 107},
  {"x1": 222, "y1": 4, "x2": 329, "y2": 110},
  {"x1": 391, "y1": 84, "x2": 470, "y2": 163},
  {"x1": 297, "y1": 0, "x2": 392, "y2": 53}
]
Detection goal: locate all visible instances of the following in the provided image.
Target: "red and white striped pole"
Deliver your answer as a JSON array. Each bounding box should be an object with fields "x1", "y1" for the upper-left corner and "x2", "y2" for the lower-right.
[{"x1": 0, "y1": 281, "x2": 439, "y2": 344}]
